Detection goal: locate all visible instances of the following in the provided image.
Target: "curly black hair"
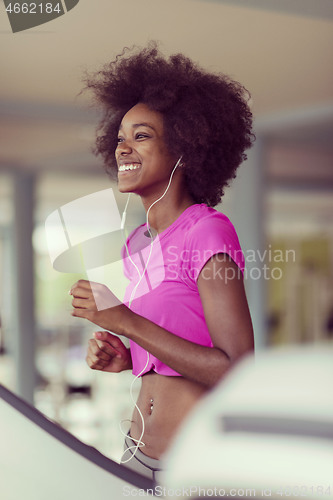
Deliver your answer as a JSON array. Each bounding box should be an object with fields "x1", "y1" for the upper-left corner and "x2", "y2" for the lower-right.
[{"x1": 85, "y1": 42, "x2": 255, "y2": 207}]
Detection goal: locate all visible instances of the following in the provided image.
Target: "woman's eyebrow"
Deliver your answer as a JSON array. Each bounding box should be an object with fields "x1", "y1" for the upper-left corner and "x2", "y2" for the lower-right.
[
  {"x1": 132, "y1": 122, "x2": 156, "y2": 131},
  {"x1": 118, "y1": 122, "x2": 156, "y2": 132}
]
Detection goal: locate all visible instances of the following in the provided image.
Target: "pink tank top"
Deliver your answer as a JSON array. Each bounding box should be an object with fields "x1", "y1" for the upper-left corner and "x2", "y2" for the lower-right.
[{"x1": 121, "y1": 204, "x2": 244, "y2": 377}]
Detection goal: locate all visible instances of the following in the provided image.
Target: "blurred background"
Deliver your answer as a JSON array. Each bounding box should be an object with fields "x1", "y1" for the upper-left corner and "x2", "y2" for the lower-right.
[{"x1": 0, "y1": 0, "x2": 332, "y2": 463}]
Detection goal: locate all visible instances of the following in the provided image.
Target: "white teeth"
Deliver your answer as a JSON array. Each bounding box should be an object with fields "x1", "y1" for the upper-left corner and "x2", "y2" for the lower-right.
[{"x1": 118, "y1": 164, "x2": 141, "y2": 172}]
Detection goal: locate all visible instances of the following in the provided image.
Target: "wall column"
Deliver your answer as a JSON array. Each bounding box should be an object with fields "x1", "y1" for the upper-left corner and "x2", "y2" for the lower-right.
[
  {"x1": 229, "y1": 137, "x2": 266, "y2": 349},
  {"x1": 12, "y1": 171, "x2": 36, "y2": 404}
]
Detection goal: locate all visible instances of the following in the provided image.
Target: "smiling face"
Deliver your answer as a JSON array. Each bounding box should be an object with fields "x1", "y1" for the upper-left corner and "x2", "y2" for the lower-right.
[{"x1": 115, "y1": 103, "x2": 179, "y2": 198}]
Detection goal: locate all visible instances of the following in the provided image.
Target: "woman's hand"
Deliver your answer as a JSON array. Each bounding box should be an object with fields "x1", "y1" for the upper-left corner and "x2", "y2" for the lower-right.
[
  {"x1": 69, "y1": 279, "x2": 133, "y2": 335},
  {"x1": 86, "y1": 331, "x2": 132, "y2": 373}
]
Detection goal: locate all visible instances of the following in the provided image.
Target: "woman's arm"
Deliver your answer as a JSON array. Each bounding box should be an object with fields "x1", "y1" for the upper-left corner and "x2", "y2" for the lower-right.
[{"x1": 70, "y1": 254, "x2": 254, "y2": 388}]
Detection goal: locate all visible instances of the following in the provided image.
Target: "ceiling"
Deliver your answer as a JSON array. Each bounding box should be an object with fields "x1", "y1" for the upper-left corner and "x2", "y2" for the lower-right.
[
  {"x1": 203, "y1": 0, "x2": 333, "y2": 21},
  {"x1": 0, "y1": 0, "x2": 332, "y2": 173}
]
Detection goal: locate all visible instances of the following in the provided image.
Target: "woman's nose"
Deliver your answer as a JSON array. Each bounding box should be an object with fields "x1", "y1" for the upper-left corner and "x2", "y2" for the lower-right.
[{"x1": 116, "y1": 139, "x2": 132, "y2": 155}]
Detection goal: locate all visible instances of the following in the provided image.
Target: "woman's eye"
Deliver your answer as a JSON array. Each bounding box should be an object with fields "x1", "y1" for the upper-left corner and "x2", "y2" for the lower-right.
[
  {"x1": 117, "y1": 137, "x2": 124, "y2": 143},
  {"x1": 136, "y1": 133, "x2": 149, "y2": 140}
]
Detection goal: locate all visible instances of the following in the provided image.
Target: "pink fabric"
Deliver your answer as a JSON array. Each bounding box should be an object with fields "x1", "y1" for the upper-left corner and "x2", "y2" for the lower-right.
[{"x1": 122, "y1": 203, "x2": 244, "y2": 377}]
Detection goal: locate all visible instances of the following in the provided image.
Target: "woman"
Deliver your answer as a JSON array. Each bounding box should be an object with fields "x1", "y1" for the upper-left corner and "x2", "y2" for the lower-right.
[{"x1": 70, "y1": 43, "x2": 255, "y2": 481}]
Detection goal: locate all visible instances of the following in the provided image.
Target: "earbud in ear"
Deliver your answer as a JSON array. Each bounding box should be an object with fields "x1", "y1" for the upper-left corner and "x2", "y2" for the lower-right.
[{"x1": 176, "y1": 156, "x2": 185, "y2": 168}]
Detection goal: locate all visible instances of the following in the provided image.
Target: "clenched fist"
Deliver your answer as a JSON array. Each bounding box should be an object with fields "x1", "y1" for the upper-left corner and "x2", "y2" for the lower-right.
[{"x1": 86, "y1": 331, "x2": 132, "y2": 373}]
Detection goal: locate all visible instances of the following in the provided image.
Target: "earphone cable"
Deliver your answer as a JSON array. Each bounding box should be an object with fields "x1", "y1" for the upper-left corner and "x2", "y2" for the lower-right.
[{"x1": 119, "y1": 156, "x2": 182, "y2": 463}]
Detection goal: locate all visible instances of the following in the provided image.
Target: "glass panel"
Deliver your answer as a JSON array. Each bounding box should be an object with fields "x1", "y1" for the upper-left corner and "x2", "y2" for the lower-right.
[{"x1": 266, "y1": 188, "x2": 333, "y2": 345}]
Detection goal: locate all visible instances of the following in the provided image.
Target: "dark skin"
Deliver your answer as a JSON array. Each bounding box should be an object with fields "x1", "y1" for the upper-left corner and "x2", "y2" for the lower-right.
[{"x1": 70, "y1": 103, "x2": 254, "y2": 459}]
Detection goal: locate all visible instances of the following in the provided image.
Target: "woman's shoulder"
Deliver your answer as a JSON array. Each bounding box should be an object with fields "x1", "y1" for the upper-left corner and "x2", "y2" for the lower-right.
[
  {"x1": 184, "y1": 204, "x2": 243, "y2": 256},
  {"x1": 183, "y1": 203, "x2": 237, "y2": 234},
  {"x1": 177, "y1": 204, "x2": 245, "y2": 280}
]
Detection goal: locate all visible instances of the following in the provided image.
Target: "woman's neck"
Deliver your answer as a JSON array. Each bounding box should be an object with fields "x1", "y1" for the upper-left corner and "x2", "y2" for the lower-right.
[{"x1": 141, "y1": 189, "x2": 195, "y2": 234}]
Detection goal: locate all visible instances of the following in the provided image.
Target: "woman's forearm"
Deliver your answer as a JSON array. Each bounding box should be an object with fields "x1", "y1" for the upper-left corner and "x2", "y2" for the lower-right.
[{"x1": 123, "y1": 311, "x2": 233, "y2": 388}]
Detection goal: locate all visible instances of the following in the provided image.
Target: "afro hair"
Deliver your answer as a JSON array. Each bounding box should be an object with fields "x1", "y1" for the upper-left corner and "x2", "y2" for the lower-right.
[{"x1": 85, "y1": 42, "x2": 255, "y2": 207}]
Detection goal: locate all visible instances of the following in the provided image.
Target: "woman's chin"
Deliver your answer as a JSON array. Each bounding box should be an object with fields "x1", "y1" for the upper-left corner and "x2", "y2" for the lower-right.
[
  {"x1": 118, "y1": 184, "x2": 131, "y2": 193},
  {"x1": 117, "y1": 179, "x2": 134, "y2": 193}
]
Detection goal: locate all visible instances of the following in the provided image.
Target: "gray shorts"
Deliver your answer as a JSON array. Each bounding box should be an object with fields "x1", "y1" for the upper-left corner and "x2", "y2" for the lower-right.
[{"x1": 121, "y1": 433, "x2": 164, "y2": 482}]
